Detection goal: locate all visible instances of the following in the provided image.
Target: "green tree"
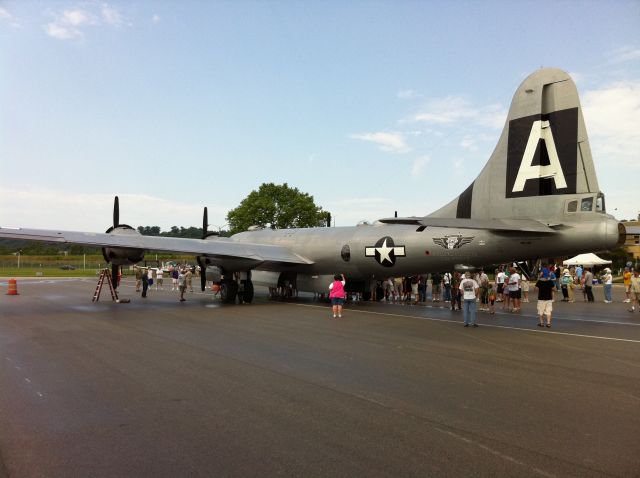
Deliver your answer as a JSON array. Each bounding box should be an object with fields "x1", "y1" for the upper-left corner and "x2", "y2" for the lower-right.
[
  {"x1": 137, "y1": 226, "x2": 161, "y2": 236},
  {"x1": 226, "y1": 183, "x2": 329, "y2": 234}
]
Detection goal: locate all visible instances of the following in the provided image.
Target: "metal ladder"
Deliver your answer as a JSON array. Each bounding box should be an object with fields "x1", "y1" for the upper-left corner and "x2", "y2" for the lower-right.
[{"x1": 92, "y1": 268, "x2": 119, "y2": 302}]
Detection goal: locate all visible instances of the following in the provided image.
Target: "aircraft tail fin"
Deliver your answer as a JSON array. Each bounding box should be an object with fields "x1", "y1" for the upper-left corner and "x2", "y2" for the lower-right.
[{"x1": 427, "y1": 68, "x2": 604, "y2": 223}]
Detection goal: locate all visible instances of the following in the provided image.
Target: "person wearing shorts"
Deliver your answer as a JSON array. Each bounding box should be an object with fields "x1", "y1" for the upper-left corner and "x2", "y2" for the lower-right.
[
  {"x1": 171, "y1": 267, "x2": 179, "y2": 290},
  {"x1": 507, "y1": 267, "x2": 521, "y2": 312},
  {"x1": 535, "y1": 270, "x2": 555, "y2": 327},
  {"x1": 156, "y1": 268, "x2": 163, "y2": 290},
  {"x1": 329, "y1": 274, "x2": 346, "y2": 318}
]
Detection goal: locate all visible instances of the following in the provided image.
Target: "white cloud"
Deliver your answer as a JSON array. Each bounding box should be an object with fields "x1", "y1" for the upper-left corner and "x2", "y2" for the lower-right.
[
  {"x1": 152, "y1": 14, "x2": 161, "y2": 24},
  {"x1": 410, "y1": 96, "x2": 506, "y2": 129},
  {"x1": 45, "y1": 21, "x2": 82, "y2": 40},
  {"x1": 568, "y1": 71, "x2": 584, "y2": 84},
  {"x1": 101, "y1": 4, "x2": 123, "y2": 26},
  {"x1": 45, "y1": 8, "x2": 93, "y2": 39},
  {"x1": 608, "y1": 46, "x2": 640, "y2": 64},
  {"x1": 0, "y1": 188, "x2": 230, "y2": 232},
  {"x1": 0, "y1": 6, "x2": 19, "y2": 27},
  {"x1": 582, "y1": 80, "x2": 640, "y2": 168},
  {"x1": 323, "y1": 197, "x2": 391, "y2": 226},
  {"x1": 64, "y1": 9, "x2": 93, "y2": 26},
  {"x1": 460, "y1": 136, "x2": 476, "y2": 151},
  {"x1": 411, "y1": 155, "x2": 430, "y2": 177},
  {"x1": 460, "y1": 133, "x2": 496, "y2": 152},
  {"x1": 349, "y1": 132, "x2": 410, "y2": 153},
  {"x1": 397, "y1": 89, "x2": 417, "y2": 100},
  {"x1": 44, "y1": 4, "x2": 125, "y2": 40}
]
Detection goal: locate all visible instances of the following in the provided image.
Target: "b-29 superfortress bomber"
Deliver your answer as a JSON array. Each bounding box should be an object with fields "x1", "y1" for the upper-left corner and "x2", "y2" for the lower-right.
[{"x1": 0, "y1": 68, "x2": 627, "y2": 303}]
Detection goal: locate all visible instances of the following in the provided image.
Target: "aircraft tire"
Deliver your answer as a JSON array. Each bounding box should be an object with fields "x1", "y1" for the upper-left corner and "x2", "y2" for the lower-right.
[
  {"x1": 221, "y1": 280, "x2": 238, "y2": 304},
  {"x1": 242, "y1": 281, "x2": 254, "y2": 303}
]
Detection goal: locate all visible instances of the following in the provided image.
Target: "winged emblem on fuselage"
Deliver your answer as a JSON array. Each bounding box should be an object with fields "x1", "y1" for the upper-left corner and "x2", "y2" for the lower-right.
[{"x1": 433, "y1": 235, "x2": 474, "y2": 250}]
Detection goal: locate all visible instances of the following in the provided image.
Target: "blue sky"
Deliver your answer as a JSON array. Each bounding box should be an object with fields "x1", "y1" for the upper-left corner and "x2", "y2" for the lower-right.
[{"x1": 1, "y1": 0, "x2": 639, "y2": 231}]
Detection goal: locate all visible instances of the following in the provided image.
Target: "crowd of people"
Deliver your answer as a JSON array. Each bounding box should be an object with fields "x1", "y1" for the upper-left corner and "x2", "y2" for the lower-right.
[
  {"x1": 133, "y1": 264, "x2": 197, "y2": 302},
  {"x1": 124, "y1": 260, "x2": 640, "y2": 320},
  {"x1": 335, "y1": 262, "x2": 640, "y2": 324}
]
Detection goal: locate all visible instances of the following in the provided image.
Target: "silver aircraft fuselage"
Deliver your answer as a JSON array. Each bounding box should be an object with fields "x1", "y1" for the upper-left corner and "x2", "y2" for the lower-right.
[{"x1": 232, "y1": 212, "x2": 622, "y2": 280}]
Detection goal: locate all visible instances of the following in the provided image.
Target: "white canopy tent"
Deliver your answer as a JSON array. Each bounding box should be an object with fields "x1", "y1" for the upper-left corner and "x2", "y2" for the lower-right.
[{"x1": 563, "y1": 253, "x2": 612, "y2": 267}]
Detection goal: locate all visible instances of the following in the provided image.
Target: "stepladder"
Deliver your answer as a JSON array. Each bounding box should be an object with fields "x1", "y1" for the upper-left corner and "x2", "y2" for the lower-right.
[{"x1": 93, "y1": 268, "x2": 119, "y2": 302}]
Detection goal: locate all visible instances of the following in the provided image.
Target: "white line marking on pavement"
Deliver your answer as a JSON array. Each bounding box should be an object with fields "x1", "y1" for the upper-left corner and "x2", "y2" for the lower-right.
[
  {"x1": 434, "y1": 427, "x2": 556, "y2": 477},
  {"x1": 291, "y1": 304, "x2": 640, "y2": 344},
  {"x1": 24, "y1": 378, "x2": 31, "y2": 383}
]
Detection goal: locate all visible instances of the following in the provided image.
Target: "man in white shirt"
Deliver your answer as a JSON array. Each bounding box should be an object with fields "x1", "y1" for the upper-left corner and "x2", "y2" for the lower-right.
[
  {"x1": 459, "y1": 272, "x2": 480, "y2": 327},
  {"x1": 496, "y1": 268, "x2": 506, "y2": 302},
  {"x1": 508, "y1": 267, "x2": 521, "y2": 312},
  {"x1": 443, "y1": 272, "x2": 452, "y2": 302}
]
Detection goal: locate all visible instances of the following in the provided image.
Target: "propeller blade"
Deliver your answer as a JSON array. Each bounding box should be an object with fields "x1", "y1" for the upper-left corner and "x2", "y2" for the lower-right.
[
  {"x1": 113, "y1": 196, "x2": 120, "y2": 228},
  {"x1": 112, "y1": 264, "x2": 119, "y2": 289},
  {"x1": 202, "y1": 207, "x2": 208, "y2": 239}
]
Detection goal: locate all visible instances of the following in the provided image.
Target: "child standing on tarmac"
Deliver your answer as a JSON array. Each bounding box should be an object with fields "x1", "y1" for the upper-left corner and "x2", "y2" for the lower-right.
[
  {"x1": 329, "y1": 274, "x2": 346, "y2": 318},
  {"x1": 488, "y1": 283, "x2": 496, "y2": 314}
]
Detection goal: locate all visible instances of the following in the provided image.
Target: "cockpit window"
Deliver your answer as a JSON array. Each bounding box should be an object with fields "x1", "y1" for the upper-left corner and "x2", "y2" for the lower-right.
[
  {"x1": 596, "y1": 193, "x2": 605, "y2": 213},
  {"x1": 567, "y1": 200, "x2": 578, "y2": 213},
  {"x1": 581, "y1": 197, "x2": 593, "y2": 212}
]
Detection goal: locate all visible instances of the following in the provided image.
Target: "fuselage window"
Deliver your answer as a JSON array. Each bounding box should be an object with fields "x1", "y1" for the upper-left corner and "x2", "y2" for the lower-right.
[
  {"x1": 567, "y1": 200, "x2": 578, "y2": 213},
  {"x1": 581, "y1": 197, "x2": 593, "y2": 212},
  {"x1": 596, "y1": 193, "x2": 606, "y2": 213},
  {"x1": 341, "y1": 245, "x2": 351, "y2": 262}
]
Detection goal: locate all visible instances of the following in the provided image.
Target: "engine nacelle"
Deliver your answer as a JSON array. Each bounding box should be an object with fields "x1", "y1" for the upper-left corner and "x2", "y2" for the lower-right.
[{"x1": 102, "y1": 225, "x2": 145, "y2": 265}]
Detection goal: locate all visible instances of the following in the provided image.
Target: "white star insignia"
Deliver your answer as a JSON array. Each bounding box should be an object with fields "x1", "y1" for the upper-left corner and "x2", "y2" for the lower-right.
[{"x1": 377, "y1": 238, "x2": 393, "y2": 264}]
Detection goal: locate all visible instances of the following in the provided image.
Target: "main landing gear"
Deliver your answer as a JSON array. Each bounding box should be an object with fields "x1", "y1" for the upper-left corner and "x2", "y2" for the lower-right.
[{"x1": 219, "y1": 272, "x2": 254, "y2": 304}]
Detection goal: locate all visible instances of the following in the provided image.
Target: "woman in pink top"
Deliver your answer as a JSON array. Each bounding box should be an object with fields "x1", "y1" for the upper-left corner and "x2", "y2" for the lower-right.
[{"x1": 329, "y1": 273, "x2": 346, "y2": 318}]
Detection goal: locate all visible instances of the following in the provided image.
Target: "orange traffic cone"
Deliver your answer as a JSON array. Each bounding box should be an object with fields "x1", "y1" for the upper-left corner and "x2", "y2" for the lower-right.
[{"x1": 7, "y1": 278, "x2": 18, "y2": 295}]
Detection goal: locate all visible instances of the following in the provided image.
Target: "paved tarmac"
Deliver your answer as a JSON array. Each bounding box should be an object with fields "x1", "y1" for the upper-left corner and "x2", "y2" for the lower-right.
[{"x1": 0, "y1": 278, "x2": 639, "y2": 477}]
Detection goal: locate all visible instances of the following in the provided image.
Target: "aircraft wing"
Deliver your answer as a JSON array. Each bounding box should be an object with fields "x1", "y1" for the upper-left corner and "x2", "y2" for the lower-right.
[
  {"x1": 0, "y1": 227, "x2": 314, "y2": 266},
  {"x1": 377, "y1": 217, "x2": 558, "y2": 233}
]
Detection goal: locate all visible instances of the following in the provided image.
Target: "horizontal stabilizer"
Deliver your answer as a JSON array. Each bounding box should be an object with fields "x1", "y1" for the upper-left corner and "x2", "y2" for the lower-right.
[{"x1": 377, "y1": 217, "x2": 558, "y2": 233}]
